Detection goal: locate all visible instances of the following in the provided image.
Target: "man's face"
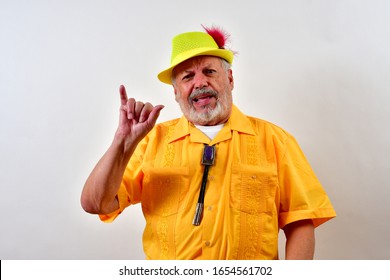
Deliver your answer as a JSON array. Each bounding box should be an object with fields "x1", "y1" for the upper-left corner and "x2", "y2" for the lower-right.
[{"x1": 172, "y1": 56, "x2": 234, "y2": 126}]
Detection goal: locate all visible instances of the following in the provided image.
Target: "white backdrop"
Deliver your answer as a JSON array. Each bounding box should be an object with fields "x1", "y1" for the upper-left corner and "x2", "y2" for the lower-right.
[{"x1": 1, "y1": 0, "x2": 389, "y2": 259}]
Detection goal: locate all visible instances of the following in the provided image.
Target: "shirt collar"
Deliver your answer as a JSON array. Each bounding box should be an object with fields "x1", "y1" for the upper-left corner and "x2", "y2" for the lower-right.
[
  {"x1": 168, "y1": 105, "x2": 255, "y2": 144},
  {"x1": 228, "y1": 105, "x2": 256, "y2": 135}
]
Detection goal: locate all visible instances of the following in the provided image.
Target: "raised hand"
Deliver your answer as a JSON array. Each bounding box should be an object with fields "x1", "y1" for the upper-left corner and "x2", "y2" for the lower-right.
[
  {"x1": 116, "y1": 85, "x2": 164, "y2": 145},
  {"x1": 81, "y1": 85, "x2": 164, "y2": 214}
]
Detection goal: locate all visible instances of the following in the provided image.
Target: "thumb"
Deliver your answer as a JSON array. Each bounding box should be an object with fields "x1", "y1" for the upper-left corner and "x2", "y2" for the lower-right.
[{"x1": 147, "y1": 105, "x2": 164, "y2": 127}]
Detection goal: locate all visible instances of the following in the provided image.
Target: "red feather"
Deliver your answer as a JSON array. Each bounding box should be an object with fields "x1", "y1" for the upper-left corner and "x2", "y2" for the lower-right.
[{"x1": 202, "y1": 25, "x2": 230, "y2": 49}]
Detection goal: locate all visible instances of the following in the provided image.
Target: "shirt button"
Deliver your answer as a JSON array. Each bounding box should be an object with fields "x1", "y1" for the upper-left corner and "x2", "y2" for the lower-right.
[
  {"x1": 205, "y1": 241, "x2": 211, "y2": 247},
  {"x1": 207, "y1": 206, "x2": 213, "y2": 211},
  {"x1": 209, "y1": 176, "x2": 214, "y2": 181},
  {"x1": 251, "y1": 175, "x2": 257, "y2": 179}
]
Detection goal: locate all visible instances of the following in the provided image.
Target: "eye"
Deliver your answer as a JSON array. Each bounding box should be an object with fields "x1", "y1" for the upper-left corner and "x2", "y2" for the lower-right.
[
  {"x1": 205, "y1": 69, "x2": 216, "y2": 75},
  {"x1": 182, "y1": 73, "x2": 193, "y2": 81}
]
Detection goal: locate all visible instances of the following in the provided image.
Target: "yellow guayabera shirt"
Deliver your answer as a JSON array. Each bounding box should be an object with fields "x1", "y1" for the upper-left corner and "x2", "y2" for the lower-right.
[{"x1": 100, "y1": 105, "x2": 336, "y2": 259}]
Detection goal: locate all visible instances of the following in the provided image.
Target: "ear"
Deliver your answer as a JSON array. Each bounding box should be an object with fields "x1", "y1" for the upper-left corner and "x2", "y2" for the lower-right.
[
  {"x1": 228, "y1": 69, "x2": 234, "y2": 91},
  {"x1": 173, "y1": 86, "x2": 179, "y2": 102}
]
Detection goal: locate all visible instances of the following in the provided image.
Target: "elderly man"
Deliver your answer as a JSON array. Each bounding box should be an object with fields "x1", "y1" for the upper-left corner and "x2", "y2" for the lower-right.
[{"x1": 81, "y1": 26, "x2": 336, "y2": 260}]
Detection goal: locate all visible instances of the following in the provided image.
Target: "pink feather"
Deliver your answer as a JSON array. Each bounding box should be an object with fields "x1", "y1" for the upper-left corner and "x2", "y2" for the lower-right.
[{"x1": 202, "y1": 25, "x2": 230, "y2": 49}]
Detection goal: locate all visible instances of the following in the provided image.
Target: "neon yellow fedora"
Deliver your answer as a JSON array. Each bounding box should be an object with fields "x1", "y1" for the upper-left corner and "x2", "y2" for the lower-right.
[{"x1": 157, "y1": 31, "x2": 234, "y2": 85}]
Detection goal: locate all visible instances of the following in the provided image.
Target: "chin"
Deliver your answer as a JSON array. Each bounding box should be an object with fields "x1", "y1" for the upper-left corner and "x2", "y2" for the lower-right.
[
  {"x1": 189, "y1": 110, "x2": 226, "y2": 126},
  {"x1": 180, "y1": 99, "x2": 232, "y2": 125}
]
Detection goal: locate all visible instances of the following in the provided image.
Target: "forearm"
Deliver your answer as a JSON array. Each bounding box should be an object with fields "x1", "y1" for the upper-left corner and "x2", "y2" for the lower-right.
[
  {"x1": 284, "y1": 219, "x2": 315, "y2": 260},
  {"x1": 81, "y1": 135, "x2": 137, "y2": 215}
]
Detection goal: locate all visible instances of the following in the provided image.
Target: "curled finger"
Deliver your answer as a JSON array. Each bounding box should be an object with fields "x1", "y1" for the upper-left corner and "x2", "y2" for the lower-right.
[
  {"x1": 139, "y1": 102, "x2": 154, "y2": 123},
  {"x1": 134, "y1": 101, "x2": 146, "y2": 121},
  {"x1": 126, "y1": 98, "x2": 136, "y2": 119}
]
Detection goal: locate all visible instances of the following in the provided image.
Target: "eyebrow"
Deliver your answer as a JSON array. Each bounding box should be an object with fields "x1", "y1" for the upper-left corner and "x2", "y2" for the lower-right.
[{"x1": 182, "y1": 63, "x2": 215, "y2": 73}]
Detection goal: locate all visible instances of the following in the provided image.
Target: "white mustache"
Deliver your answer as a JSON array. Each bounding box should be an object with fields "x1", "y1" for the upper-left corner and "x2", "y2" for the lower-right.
[{"x1": 189, "y1": 88, "x2": 218, "y2": 102}]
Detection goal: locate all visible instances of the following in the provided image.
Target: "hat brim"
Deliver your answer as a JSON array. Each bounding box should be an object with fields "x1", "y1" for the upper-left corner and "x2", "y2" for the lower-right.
[{"x1": 157, "y1": 48, "x2": 234, "y2": 85}]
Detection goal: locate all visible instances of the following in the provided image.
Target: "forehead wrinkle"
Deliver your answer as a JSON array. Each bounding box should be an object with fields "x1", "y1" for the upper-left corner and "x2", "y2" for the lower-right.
[{"x1": 182, "y1": 62, "x2": 210, "y2": 73}]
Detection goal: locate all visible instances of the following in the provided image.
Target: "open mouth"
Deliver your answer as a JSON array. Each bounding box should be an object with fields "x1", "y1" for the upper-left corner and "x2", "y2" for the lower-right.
[{"x1": 192, "y1": 94, "x2": 215, "y2": 103}]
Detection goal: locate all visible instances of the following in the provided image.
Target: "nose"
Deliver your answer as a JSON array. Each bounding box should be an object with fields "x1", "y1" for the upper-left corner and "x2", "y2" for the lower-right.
[{"x1": 194, "y1": 73, "x2": 208, "y2": 89}]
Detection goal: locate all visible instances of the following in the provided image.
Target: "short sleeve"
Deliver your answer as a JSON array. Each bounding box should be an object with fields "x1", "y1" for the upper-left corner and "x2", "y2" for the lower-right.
[{"x1": 277, "y1": 135, "x2": 336, "y2": 228}]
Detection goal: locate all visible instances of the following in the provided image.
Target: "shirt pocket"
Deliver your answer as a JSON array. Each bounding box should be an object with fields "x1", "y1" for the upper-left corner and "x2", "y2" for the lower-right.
[
  {"x1": 141, "y1": 163, "x2": 190, "y2": 217},
  {"x1": 230, "y1": 163, "x2": 278, "y2": 215}
]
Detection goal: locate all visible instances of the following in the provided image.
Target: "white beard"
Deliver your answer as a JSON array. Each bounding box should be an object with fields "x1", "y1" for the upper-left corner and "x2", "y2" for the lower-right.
[{"x1": 177, "y1": 88, "x2": 232, "y2": 126}]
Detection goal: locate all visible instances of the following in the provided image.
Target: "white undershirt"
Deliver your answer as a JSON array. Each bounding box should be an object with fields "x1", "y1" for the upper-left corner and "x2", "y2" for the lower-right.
[{"x1": 195, "y1": 124, "x2": 224, "y2": 140}]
